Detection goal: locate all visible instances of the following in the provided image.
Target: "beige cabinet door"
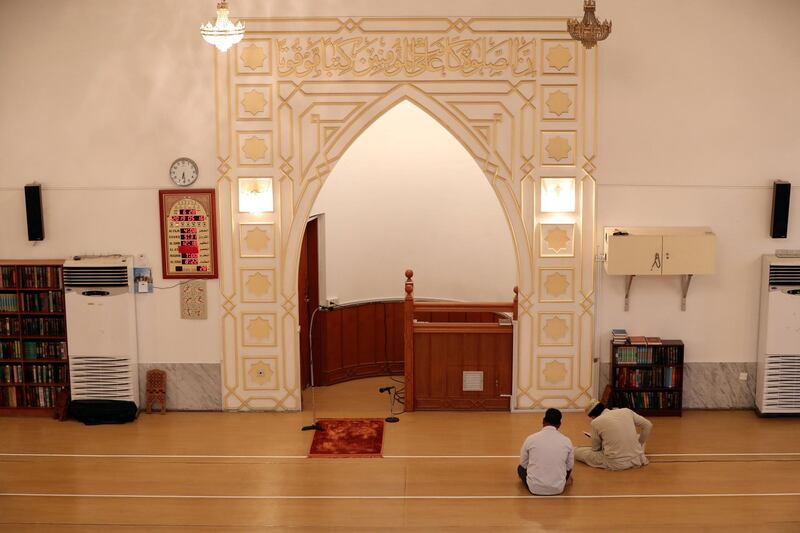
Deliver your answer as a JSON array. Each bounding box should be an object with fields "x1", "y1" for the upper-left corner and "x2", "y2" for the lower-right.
[
  {"x1": 663, "y1": 234, "x2": 716, "y2": 275},
  {"x1": 605, "y1": 234, "x2": 663, "y2": 275}
]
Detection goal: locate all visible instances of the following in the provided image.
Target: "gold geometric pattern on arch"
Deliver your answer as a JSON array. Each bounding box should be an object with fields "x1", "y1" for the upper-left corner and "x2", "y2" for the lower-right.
[
  {"x1": 215, "y1": 16, "x2": 598, "y2": 412},
  {"x1": 539, "y1": 357, "x2": 573, "y2": 390},
  {"x1": 243, "y1": 357, "x2": 279, "y2": 390},
  {"x1": 542, "y1": 40, "x2": 576, "y2": 74},
  {"x1": 545, "y1": 136, "x2": 571, "y2": 162},
  {"x1": 542, "y1": 131, "x2": 577, "y2": 166},
  {"x1": 541, "y1": 223, "x2": 574, "y2": 257},
  {"x1": 544, "y1": 226, "x2": 570, "y2": 253},
  {"x1": 538, "y1": 312, "x2": 574, "y2": 347},
  {"x1": 239, "y1": 223, "x2": 276, "y2": 258},
  {"x1": 242, "y1": 90, "x2": 268, "y2": 116},
  {"x1": 540, "y1": 268, "x2": 575, "y2": 303},
  {"x1": 247, "y1": 273, "x2": 270, "y2": 295},
  {"x1": 546, "y1": 45, "x2": 572, "y2": 71},
  {"x1": 543, "y1": 360, "x2": 567, "y2": 384},
  {"x1": 241, "y1": 44, "x2": 267, "y2": 70},
  {"x1": 238, "y1": 39, "x2": 272, "y2": 74},
  {"x1": 546, "y1": 90, "x2": 571, "y2": 116},
  {"x1": 243, "y1": 136, "x2": 268, "y2": 161},
  {"x1": 242, "y1": 313, "x2": 277, "y2": 346}
]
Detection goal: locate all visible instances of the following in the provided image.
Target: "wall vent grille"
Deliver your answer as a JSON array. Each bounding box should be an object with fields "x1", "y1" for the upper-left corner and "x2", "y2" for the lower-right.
[
  {"x1": 64, "y1": 267, "x2": 129, "y2": 287},
  {"x1": 768, "y1": 264, "x2": 800, "y2": 286}
]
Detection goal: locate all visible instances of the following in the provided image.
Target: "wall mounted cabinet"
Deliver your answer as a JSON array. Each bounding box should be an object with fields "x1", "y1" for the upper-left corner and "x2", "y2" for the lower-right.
[{"x1": 603, "y1": 227, "x2": 716, "y2": 310}]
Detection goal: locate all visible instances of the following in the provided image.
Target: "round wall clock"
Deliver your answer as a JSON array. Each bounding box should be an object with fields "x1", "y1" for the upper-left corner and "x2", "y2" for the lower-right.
[{"x1": 169, "y1": 157, "x2": 199, "y2": 187}]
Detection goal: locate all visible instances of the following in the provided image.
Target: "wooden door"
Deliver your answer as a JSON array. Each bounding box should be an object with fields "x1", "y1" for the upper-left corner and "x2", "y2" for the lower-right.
[{"x1": 298, "y1": 218, "x2": 320, "y2": 389}]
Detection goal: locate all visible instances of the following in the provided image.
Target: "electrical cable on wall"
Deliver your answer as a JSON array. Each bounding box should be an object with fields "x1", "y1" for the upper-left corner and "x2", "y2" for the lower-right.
[{"x1": 301, "y1": 305, "x2": 328, "y2": 432}]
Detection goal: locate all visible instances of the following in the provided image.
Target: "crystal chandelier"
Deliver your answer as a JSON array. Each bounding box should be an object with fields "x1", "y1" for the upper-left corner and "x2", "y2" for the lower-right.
[
  {"x1": 200, "y1": 1, "x2": 245, "y2": 52},
  {"x1": 567, "y1": 0, "x2": 612, "y2": 49}
]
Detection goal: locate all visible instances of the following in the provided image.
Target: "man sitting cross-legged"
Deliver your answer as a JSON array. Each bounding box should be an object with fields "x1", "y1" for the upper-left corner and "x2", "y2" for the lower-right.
[
  {"x1": 517, "y1": 408, "x2": 574, "y2": 495},
  {"x1": 575, "y1": 399, "x2": 653, "y2": 471}
]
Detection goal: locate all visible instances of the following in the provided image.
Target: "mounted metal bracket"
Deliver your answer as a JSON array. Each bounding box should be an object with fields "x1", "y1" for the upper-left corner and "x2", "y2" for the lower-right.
[
  {"x1": 624, "y1": 275, "x2": 634, "y2": 311},
  {"x1": 680, "y1": 274, "x2": 693, "y2": 311}
]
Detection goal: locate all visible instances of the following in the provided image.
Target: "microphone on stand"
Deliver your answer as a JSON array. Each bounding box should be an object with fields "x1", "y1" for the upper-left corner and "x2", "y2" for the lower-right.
[{"x1": 379, "y1": 386, "x2": 400, "y2": 423}]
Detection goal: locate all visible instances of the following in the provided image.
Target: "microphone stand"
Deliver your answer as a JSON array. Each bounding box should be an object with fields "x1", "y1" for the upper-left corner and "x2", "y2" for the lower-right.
[{"x1": 379, "y1": 386, "x2": 400, "y2": 423}]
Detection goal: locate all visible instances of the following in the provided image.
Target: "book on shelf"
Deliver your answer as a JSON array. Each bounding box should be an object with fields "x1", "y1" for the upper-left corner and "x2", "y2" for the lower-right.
[
  {"x1": 0, "y1": 262, "x2": 69, "y2": 412},
  {"x1": 611, "y1": 328, "x2": 628, "y2": 345},
  {"x1": 629, "y1": 336, "x2": 647, "y2": 345},
  {"x1": 645, "y1": 337, "x2": 662, "y2": 345}
]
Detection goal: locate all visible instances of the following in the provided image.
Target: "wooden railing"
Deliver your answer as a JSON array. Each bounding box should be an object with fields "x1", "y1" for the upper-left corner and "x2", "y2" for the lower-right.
[{"x1": 403, "y1": 269, "x2": 518, "y2": 411}]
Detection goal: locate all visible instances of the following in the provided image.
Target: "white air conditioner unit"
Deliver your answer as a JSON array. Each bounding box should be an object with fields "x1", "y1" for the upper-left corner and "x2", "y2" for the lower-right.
[
  {"x1": 64, "y1": 255, "x2": 139, "y2": 406},
  {"x1": 756, "y1": 255, "x2": 800, "y2": 415}
]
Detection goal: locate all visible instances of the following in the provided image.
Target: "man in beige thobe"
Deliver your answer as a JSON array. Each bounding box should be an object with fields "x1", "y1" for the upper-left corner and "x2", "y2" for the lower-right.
[{"x1": 574, "y1": 399, "x2": 652, "y2": 471}]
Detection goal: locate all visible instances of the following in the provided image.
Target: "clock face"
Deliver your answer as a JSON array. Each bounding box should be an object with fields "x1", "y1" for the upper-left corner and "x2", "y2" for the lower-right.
[{"x1": 169, "y1": 158, "x2": 199, "y2": 187}]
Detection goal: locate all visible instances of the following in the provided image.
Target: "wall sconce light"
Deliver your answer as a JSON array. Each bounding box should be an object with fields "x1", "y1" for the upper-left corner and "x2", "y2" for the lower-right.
[
  {"x1": 238, "y1": 177, "x2": 273, "y2": 214},
  {"x1": 540, "y1": 178, "x2": 576, "y2": 213}
]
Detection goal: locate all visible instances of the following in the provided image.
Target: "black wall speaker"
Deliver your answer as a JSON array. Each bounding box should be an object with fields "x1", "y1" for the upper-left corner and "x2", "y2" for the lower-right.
[
  {"x1": 24, "y1": 184, "x2": 44, "y2": 241},
  {"x1": 770, "y1": 180, "x2": 791, "y2": 239}
]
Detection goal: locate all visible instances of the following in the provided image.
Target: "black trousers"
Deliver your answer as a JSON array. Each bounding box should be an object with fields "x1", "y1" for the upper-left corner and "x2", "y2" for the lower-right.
[{"x1": 517, "y1": 464, "x2": 533, "y2": 493}]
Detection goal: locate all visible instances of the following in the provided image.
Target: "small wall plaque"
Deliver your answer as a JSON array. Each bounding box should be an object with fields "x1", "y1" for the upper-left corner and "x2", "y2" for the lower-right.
[{"x1": 180, "y1": 280, "x2": 208, "y2": 320}]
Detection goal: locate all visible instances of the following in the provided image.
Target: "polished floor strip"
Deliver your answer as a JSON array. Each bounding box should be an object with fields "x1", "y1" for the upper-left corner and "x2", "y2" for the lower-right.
[
  {"x1": 2, "y1": 492, "x2": 800, "y2": 500},
  {"x1": 2, "y1": 452, "x2": 799, "y2": 459}
]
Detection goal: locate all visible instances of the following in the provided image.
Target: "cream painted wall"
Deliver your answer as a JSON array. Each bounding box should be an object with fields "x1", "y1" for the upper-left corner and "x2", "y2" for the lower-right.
[
  {"x1": 596, "y1": 0, "x2": 800, "y2": 363},
  {"x1": 0, "y1": 1, "x2": 220, "y2": 363},
  {"x1": 1, "y1": 0, "x2": 798, "y2": 368},
  {"x1": 311, "y1": 102, "x2": 517, "y2": 304}
]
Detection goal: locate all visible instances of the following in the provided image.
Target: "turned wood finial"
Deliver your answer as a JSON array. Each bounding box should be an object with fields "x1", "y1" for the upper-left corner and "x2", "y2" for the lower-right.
[
  {"x1": 512, "y1": 286, "x2": 519, "y2": 320},
  {"x1": 404, "y1": 269, "x2": 414, "y2": 300}
]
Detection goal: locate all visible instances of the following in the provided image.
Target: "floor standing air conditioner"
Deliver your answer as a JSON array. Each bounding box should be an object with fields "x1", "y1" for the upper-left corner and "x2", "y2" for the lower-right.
[
  {"x1": 756, "y1": 255, "x2": 800, "y2": 415},
  {"x1": 64, "y1": 255, "x2": 140, "y2": 407}
]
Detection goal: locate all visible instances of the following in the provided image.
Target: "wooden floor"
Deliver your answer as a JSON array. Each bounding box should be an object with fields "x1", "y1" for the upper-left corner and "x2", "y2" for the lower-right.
[{"x1": 1, "y1": 377, "x2": 799, "y2": 532}]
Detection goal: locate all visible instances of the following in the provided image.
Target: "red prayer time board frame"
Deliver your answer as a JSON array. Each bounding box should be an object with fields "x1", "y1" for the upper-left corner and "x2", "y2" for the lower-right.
[{"x1": 158, "y1": 189, "x2": 219, "y2": 279}]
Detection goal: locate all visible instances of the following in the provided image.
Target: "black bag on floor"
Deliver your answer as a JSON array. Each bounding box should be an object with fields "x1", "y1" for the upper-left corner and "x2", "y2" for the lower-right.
[{"x1": 68, "y1": 399, "x2": 138, "y2": 425}]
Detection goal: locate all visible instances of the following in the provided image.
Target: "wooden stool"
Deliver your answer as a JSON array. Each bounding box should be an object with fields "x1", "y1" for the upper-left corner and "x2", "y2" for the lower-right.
[{"x1": 145, "y1": 369, "x2": 167, "y2": 414}]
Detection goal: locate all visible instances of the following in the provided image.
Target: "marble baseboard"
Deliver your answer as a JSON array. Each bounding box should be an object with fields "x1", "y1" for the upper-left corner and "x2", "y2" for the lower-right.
[
  {"x1": 598, "y1": 362, "x2": 757, "y2": 409},
  {"x1": 138, "y1": 363, "x2": 222, "y2": 411}
]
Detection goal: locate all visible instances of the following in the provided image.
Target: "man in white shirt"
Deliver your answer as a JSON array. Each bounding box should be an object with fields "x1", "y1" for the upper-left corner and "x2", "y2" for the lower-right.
[
  {"x1": 574, "y1": 399, "x2": 653, "y2": 471},
  {"x1": 517, "y1": 408, "x2": 575, "y2": 495}
]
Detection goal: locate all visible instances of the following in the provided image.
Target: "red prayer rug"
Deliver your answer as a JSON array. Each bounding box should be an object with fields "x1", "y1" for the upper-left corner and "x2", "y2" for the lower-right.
[{"x1": 308, "y1": 418, "x2": 384, "y2": 458}]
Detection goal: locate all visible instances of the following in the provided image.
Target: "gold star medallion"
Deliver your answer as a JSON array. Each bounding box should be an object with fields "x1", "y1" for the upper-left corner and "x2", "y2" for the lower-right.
[
  {"x1": 247, "y1": 317, "x2": 273, "y2": 341},
  {"x1": 244, "y1": 227, "x2": 270, "y2": 252},
  {"x1": 245, "y1": 272, "x2": 271, "y2": 297},
  {"x1": 543, "y1": 360, "x2": 568, "y2": 384},
  {"x1": 248, "y1": 361, "x2": 274, "y2": 385},
  {"x1": 543, "y1": 317, "x2": 568, "y2": 341},
  {"x1": 545, "y1": 136, "x2": 572, "y2": 162},
  {"x1": 242, "y1": 136, "x2": 268, "y2": 162},
  {"x1": 546, "y1": 90, "x2": 572, "y2": 116},
  {"x1": 544, "y1": 227, "x2": 571, "y2": 254},
  {"x1": 241, "y1": 44, "x2": 267, "y2": 70},
  {"x1": 544, "y1": 272, "x2": 570, "y2": 298},
  {"x1": 241, "y1": 90, "x2": 267, "y2": 116},
  {"x1": 546, "y1": 45, "x2": 572, "y2": 71}
]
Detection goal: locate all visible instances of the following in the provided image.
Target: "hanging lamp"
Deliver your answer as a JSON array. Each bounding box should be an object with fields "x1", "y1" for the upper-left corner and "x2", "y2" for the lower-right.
[
  {"x1": 200, "y1": 1, "x2": 245, "y2": 52},
  {"x1": 567, "y1": 0, "x2": 612, "y2": 49}
]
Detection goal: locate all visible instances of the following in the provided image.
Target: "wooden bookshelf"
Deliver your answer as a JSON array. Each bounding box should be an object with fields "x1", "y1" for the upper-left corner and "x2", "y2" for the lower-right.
[
  {"x1": 0, "y1": 260, "x2": 69, "y2": 417},
  {"x1": 610, "y1": 339, "x2": 683, "y2": 416}
]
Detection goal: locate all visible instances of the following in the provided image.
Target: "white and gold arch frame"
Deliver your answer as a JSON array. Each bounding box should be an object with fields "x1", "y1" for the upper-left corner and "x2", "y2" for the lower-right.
[{"x1": 214, "y1": 17, "x2": 597, "y2": 411}]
